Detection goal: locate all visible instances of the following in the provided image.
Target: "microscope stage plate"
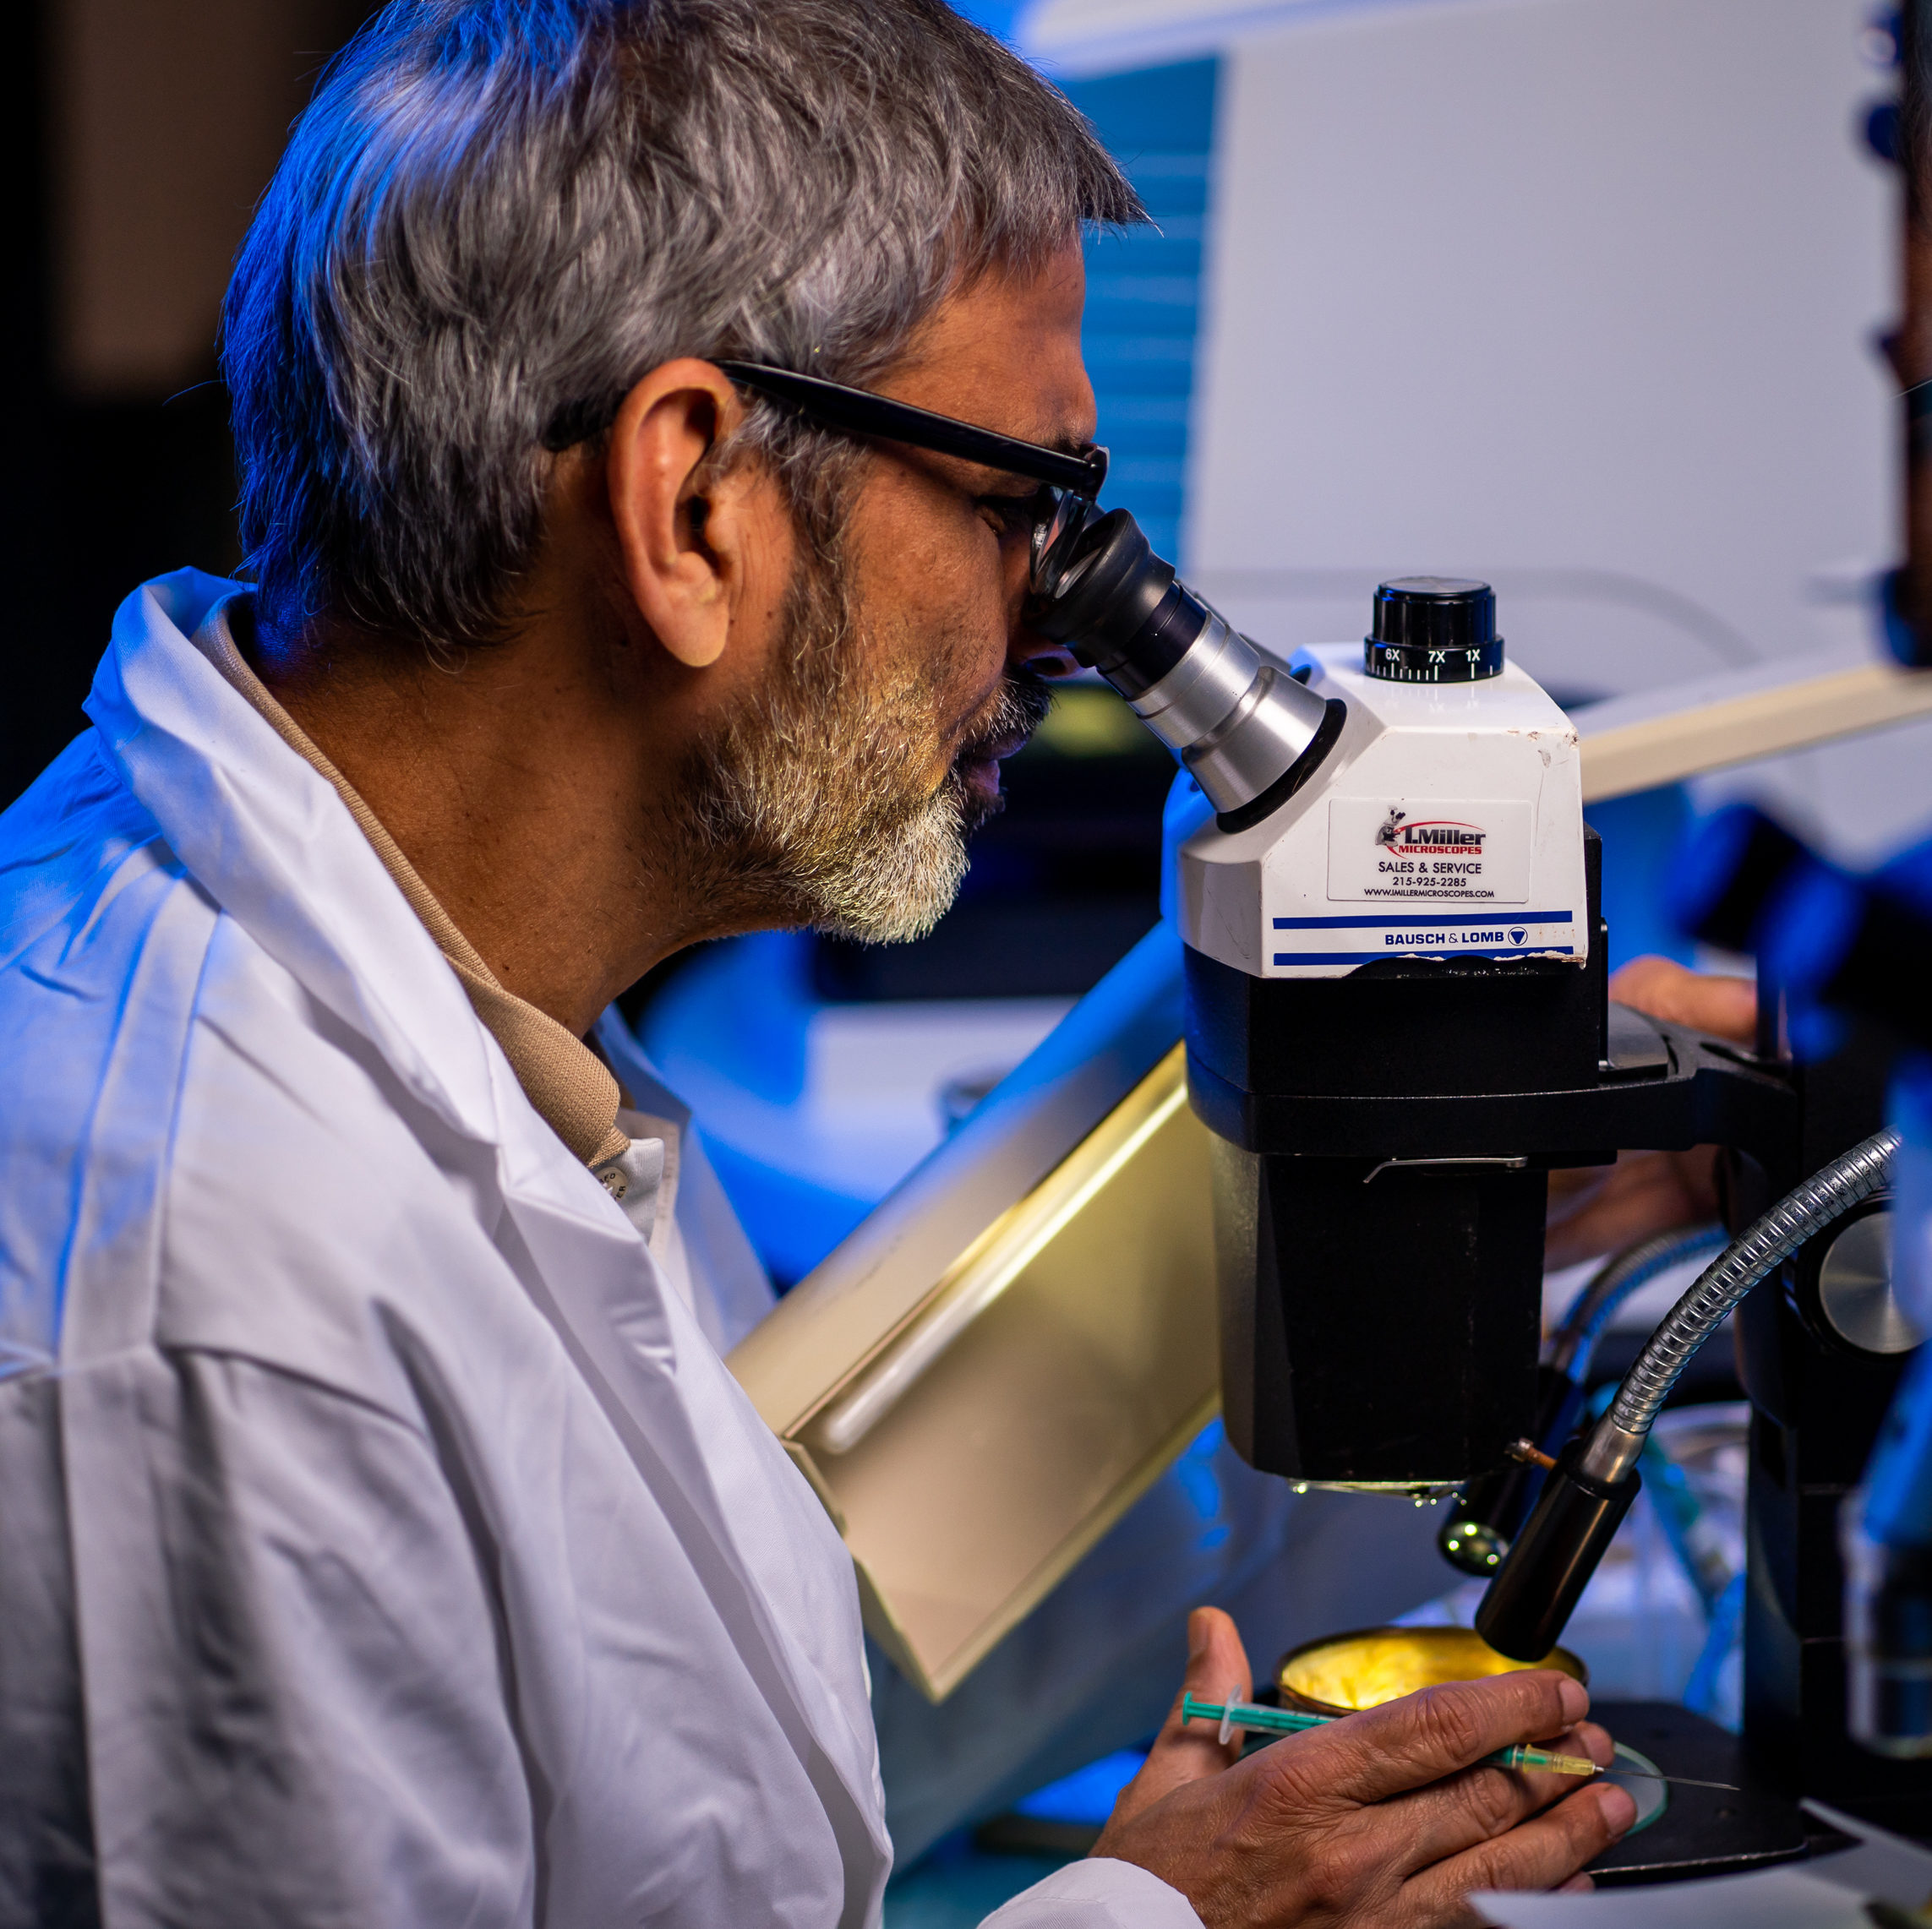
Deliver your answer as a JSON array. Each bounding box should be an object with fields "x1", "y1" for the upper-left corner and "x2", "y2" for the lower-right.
[{"x1": 1586, "y1": 1702, "x2": 1815, "y2": 1887}]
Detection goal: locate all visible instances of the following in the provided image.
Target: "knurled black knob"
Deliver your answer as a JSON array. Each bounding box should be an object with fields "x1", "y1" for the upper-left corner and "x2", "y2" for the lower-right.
[{"x1": 1364, "y1": 578, "x2": 1504, "y2": 683}]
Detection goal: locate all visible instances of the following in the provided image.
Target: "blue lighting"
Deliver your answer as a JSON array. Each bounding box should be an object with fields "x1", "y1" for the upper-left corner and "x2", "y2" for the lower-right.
[
  {"x1": 1062, "y1": 60, "x2": 1219, "y2": 566},
  {"x1": 1012, "y1": 1749, "x2": 1148, "y2": 1827},
  {"x1": 1666, "y1": 803, "x2": 1762, "y2": 942}
]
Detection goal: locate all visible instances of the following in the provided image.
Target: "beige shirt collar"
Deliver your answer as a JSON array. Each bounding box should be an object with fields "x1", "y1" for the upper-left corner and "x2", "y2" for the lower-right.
[{"x1": 192, "y1": 597, "x2": 634, "y2": 1172}]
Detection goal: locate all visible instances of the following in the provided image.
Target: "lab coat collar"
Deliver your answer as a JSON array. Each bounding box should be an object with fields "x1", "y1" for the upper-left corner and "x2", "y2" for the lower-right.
[
  {"x1": 191, "y1": 593, "x2": 632, "y2": 1167},
  {"x1": 86, "y1": 569, "x2": 507, "y2": 1158}
]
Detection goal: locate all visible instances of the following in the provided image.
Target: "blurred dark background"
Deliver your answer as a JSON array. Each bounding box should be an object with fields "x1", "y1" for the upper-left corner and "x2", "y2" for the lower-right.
[{"x1": 0, "y1": 0, "x2": 374, "y2": 808}]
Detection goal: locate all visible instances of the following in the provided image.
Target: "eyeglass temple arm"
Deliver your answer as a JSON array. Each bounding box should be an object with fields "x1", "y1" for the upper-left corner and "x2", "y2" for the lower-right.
[{"x1": 715, "y1": 361, "x2": 1107, "y2": 499}]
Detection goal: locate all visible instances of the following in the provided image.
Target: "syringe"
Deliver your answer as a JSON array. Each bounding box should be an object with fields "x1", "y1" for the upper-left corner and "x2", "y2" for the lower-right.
[{"x1": 1178, "y1": 1695, "x2": 1737, "y2": 1788}]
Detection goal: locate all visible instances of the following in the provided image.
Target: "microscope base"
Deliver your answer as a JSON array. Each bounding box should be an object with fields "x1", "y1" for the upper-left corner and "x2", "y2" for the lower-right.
[{"x1": 1585, "y1": 1701, "x2": 1816, "y2": 1886}]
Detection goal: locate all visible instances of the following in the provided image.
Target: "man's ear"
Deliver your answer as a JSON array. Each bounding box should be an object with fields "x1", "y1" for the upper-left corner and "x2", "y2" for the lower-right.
[{"x1": 603, "y1": 359, "x2": 775, "y2": 669}]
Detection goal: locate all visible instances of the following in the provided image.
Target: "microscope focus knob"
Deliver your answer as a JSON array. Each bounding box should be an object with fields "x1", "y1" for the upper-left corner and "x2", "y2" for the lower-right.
[{"x1": 1364, "y1": 577, "x2": 1504, "y2": 682}]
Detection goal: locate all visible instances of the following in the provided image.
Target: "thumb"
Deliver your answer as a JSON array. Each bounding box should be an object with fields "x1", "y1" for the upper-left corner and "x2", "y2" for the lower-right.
[{"x1": 1106, "y1": 1606, "x2": 1253, "y2": 1828}]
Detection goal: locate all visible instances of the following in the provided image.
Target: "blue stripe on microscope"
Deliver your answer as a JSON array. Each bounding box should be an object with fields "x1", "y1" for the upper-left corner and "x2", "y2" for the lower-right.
[
  {"x1": 1272, "y1": 912, "x2": 1574, "y2": 929},
  {"x1": 1272, "y1": 946, "x2": 1579, "y2": 966}
]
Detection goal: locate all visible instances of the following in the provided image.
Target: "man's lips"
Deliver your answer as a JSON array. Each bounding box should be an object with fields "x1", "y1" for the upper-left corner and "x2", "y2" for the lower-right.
[
  {"x1": 959, "y1": 722, "x2": 1034, "y2": 766},
  {"x1": 946, "y1": 670, "x2": 1053, "y2": 778}
]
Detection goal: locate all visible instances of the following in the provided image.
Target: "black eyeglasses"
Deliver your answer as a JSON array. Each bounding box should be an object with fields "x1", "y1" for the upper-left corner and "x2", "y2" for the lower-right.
[
  {"x1": 717, "y1": 362, "x2": 1109, "y2": 590},
  {"x1": 542, "y1": 361, "x2": 1108, "y2": 583},
  {"x1": 714, "y1": 360, "x2": 1107, "y2": 494}
]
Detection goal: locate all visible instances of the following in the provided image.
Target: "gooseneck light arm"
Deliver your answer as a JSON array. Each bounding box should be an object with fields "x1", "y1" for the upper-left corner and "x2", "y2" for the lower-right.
[
  {"x1": 1477, "y1": 1128, "x2": 1899, "y2": 1661},
  {"x1": 1580, "y1": 1127, "x2": 1898, "y2": 1485}
]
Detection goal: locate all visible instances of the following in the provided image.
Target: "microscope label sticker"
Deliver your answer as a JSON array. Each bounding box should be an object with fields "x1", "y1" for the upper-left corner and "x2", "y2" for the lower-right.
[{"x1": 1324, "y1": 797, "x2": 1533, "y2": 903}]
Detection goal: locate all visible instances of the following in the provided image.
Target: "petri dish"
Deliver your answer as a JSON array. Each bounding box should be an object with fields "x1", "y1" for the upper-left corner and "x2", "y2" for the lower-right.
[{"x1": 1278, "y1": 1625, "x2": 1588, "y2": 1717}]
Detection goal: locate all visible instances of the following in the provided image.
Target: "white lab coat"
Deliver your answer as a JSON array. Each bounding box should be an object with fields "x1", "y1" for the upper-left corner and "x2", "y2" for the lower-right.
[
  {"x1": 0, "y1": 569, "x2": 1198, "y2": 1929},
  {"x1": 593, "y1": 1012, "x2": 1455, "y2": 1871}
]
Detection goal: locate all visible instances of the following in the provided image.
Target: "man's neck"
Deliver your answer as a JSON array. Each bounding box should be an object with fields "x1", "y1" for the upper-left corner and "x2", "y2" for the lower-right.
[{"x1": 244, "y1": 599, "x2": 727, "y2": 1038}]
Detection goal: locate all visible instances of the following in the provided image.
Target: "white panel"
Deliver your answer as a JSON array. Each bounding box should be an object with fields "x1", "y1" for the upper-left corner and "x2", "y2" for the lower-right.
[
  {"x1": 1024, "y1": 0, "x2": 1478, "y2": 78},
  {"x1": 1683, "y1": 602, "x2": 1932, "y2": 866},
  {"x1": 1188, "y1": 0, "x2": 1895, "y2": 701}
]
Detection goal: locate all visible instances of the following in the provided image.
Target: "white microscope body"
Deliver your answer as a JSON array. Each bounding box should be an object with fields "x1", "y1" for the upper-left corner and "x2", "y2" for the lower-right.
[{"x1": 1177, "y1": 643, "x2": 1588, "y2": 984}]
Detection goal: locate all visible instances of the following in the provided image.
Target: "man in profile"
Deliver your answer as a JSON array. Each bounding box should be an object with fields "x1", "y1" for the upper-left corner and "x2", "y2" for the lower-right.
[{"x1": 0, "y1": 3, "x2": 1634, "y2": 1921}]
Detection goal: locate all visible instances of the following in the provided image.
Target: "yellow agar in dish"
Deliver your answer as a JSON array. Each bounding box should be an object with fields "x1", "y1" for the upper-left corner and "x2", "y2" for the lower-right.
[{"x1": 1278, "y1": 1626, "x2": 1586, "y2": 1716}]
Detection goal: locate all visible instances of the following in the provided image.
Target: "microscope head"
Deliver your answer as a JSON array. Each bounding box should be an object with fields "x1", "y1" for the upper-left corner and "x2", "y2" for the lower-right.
[
  {"x1": 1176, "y1": 595, "x2": 1592, "y2": 1490},
  {"x1": 1030, "y1": 520, "x2": 1595, "y2": 1492},
  {"x1": 1173, "y1": 610, "x2": 1587, "y2": 989}
]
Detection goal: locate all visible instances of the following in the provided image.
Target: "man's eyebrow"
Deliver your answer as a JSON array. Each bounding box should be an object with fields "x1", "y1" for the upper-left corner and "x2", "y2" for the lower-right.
[
  {"x1": 963, "y1": 414, "x2": 1091, "y2": 463},
  {"x1": 1029, "y1": 422, "x2": 1097, "y2": 459},
  {"x1": 970, "y1": 430, "x2": 1095, "y2": 486},
  {"x1": 973, "y1": 465, "x2": 1051, "y2": 494}
]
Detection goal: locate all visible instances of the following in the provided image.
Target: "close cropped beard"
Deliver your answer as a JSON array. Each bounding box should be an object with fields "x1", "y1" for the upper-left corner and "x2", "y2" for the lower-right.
[{"x1": 681, "y1": 529, "x2": 1052, "y2": 945}]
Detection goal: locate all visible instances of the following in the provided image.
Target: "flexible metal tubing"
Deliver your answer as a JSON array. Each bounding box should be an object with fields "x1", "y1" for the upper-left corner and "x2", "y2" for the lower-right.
[
  {"x1": 1604, "y1": 1126, "x2": 1898, "y2": 1442},
  {"x1": 1549, "y1": 1223, "x2": 1729, "y2": 1381}
]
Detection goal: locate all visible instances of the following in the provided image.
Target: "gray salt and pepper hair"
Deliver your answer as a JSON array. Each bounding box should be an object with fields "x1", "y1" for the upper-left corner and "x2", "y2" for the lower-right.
[{"x1": 221, "y1": 0, "x2": 1142, "y2": 648}]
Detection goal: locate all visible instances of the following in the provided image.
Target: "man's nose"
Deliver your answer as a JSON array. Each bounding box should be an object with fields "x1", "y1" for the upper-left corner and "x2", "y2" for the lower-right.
[
  {"x1": 1003, "y1": 547, "x2": 1083, "y2": 678},
  {"x1": 1009, "y1": 620, "x2": 1083, "y2": 679}
]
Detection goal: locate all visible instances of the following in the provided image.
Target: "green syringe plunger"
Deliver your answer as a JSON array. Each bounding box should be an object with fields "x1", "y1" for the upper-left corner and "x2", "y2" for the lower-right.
[{"x1": 1178, "y1": 1694, "x2": 1597, "y2": 1778}]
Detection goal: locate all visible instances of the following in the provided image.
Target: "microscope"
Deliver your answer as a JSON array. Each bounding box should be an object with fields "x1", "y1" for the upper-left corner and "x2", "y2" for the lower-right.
[{"x1": 1028, "y1": 502, "x2": 1932, "y2": 1867}]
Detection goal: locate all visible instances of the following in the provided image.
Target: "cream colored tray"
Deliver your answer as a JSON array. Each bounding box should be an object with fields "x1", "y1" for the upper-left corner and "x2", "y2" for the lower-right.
[{"x1": 728, "y1": 935, "x2": 1213, "y2": 1701}]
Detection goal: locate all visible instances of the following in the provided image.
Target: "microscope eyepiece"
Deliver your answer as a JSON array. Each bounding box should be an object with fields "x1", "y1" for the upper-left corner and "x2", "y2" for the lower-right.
[
  {"x1": 1030, "y1": 507, "x2": 1184, "y2": 697},
  {"x1": 1029, "y1": 503, "x2": 1344, "y2": 830}
]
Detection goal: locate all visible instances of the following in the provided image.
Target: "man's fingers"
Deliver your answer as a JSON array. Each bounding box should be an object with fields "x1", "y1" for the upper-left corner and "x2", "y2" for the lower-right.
[
  {"x1": 1609, "y1": 954, "x2": 1756, "y2": 1045},
  {"x1": 1542, "y1": 1147, "x2": 1715, "y2": 1272},
  {"x1": 1405, "y1": 1781, "x2": 1635, "y2": 1915},
  {"x1": 1263, "y1": 1670, "x2": 1589, "y2": 1809},
  {"x1": 1105, "y1": 1607, "x2": 1252, "y2": 1828},
  {"x1": 1345, "y1": 1721, "x2": 1616, "y2": 1876},
  {"x1": 1568, "y1": 1721, "x2": 1617, "y2": 1773}
]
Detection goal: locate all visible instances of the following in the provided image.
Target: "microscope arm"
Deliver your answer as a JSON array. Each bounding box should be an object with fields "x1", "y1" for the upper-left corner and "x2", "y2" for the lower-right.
[
  {"x1": 1476, "y1": 1129, "x2": 1899, "y2": 1662},
  {"x1": 1847, "y1": 1340, "x2": 1932, "y2": 1753},
  {"x1": 1185, "y1": 999, "x2": 1795, "y2": 1163},
  {"x1": 1667, "y1": 803, "x2": 1932, "y2": 1753},
  {"x1": 1438, "y1": 1225, "x2": 1728, "y2": 1577}
]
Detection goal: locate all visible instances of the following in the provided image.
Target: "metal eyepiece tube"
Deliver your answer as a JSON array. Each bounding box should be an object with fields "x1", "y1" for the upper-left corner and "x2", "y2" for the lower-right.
[{"x1": 1029, "y1": 504, "x2": 1343, "y2": 825}]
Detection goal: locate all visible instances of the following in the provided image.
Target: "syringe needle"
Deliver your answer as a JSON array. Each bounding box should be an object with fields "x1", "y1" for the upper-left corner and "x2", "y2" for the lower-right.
[{"x1": 1610, "y1": 1769, "x2": 1742, "y2": 1792}]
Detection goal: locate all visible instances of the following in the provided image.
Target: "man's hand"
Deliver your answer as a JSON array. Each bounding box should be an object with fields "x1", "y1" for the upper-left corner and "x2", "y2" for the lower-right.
[
  {"x1": 1094, "y1": 1609, "x2": 1634, "y2": 1926},
  {"x1": 1544, "y1": 956, "x2": 1756, "y2": 1272}
]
